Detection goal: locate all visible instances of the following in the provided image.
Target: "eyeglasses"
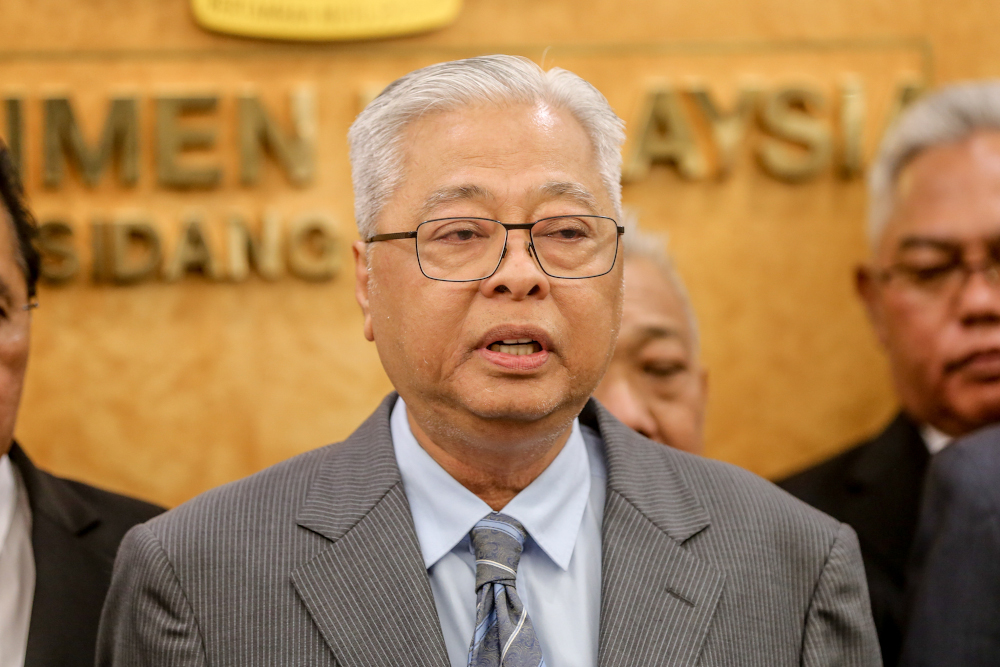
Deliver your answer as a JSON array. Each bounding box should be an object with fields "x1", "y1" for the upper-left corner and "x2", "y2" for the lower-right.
[
  {"x1": 366, "y1": 215, "x2": 625, "y2": 282},
  {"x1": 878, "y1": 244, "x2": 1000, "y2": 297}
]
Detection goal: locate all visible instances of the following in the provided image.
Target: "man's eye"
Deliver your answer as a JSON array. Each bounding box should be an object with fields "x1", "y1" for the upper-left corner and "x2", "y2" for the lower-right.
[
  {"x1": 642, "y1": 362, "x2": 686, "y2": 378},
  {"x1": 901, "y1": 264, "x2": 957, "y2": 284}
]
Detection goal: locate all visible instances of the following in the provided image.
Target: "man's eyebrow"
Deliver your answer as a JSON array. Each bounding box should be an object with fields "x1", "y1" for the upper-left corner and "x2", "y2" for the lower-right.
[
  {"x1": 419, "y1": 184, "x2": 495, "y2": 219},
  {"x1": 538, "y1": 181, "x2": 600, "y2": 213},
  {"x1": 897, "y1": 236, "x2": 961, "y2": 252},
  {"x1": 636, "y1": 325, "x2": 682, "y2": 344}
]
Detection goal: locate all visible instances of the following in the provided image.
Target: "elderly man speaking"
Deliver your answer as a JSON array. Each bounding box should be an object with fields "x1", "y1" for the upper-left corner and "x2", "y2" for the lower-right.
[{"x1": 98, "y1": 56, "x2": 879, "y2": 667}]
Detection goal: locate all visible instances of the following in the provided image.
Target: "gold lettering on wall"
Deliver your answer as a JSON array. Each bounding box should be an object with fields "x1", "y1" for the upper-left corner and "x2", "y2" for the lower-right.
[
  {"x1": 226, "y1": 214, "x2": 283, "y2": 281},
  {"x1": 238, "y1": 86, "x2": 317, "y2": 186},
  {"x1": 36, "y1": 221, "x2": 78, "y2": 283},
  {"x1": 625, "y1": 86, "x2": 708, "y2": 181},
  {"x1": 688, "y1": 84, "x2": 758, "y2": 179},
  {"x1": 838, "y1": 77, "x2": 866, "y2": 178},
  {"x1": 757, "y1": 85, "x2": 832, "y2": 182},
  {"x1": 155, "y1": 96, "x2": 222, "y2": 189},
  {"x1": 163, "y1": 215, "x2": 221, "y2": 281},
  {"x1": 287, "y1": 213, "x2": 340, "y2": 281},
  {"x1": 43, "y1": 97, "x2": 139, "y2": 188}
]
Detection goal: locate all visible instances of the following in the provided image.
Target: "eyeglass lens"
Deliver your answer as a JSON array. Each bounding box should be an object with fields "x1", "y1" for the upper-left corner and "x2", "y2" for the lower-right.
[
  {"x1": 888, "y1": 240, "x2": 1000, "y2": 294},
  {"x1": 414, "y1": 216, "x2": 619, "y2": 282}
]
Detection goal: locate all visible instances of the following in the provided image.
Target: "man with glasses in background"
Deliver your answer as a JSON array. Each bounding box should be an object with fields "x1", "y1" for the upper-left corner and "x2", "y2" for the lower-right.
[
  {"x1": 781, "y1": 82, "x2": 1000, "y2": 666},
  {"x1": 100, "y1": 55, "x2": 879, "y2": 667}
]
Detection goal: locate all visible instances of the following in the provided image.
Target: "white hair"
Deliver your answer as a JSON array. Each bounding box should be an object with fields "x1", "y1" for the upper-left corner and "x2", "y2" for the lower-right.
[
  {"x1": 868, "y1": 81, "x2": 1000, "y2": 249},
  {"x1": 620, "y1": 212, "x2": 701, "y2": 356},
  {"x1": 347, "y1": 55, "x2": 626, "y2": 239}
]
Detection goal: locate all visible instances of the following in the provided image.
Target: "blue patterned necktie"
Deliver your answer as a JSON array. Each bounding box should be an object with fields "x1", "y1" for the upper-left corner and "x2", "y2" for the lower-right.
[{"x1": 467, "y1": 513, "x2": 546, "y2": 667}]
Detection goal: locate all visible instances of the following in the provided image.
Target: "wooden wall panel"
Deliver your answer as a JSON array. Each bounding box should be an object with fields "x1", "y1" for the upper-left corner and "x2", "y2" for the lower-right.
[{"x1": 1, "y1": 0, "x2": 997, "y2": 506}]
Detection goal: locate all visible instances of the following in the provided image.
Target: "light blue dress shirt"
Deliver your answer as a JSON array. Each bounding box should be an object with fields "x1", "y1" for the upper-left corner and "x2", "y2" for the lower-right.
[{"x1": 391, "y1": 398, "x2": 606, "y2": 667}]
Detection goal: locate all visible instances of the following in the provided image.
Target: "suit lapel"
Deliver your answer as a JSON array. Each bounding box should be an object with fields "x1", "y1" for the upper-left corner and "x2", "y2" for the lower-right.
[
  {"x1": 291, "y1": 394, "x2": 449, "y2": 667},
  {"x1": 844, "y1": 413, "x2": 929, "y2": 581},
  {"x1": 10, "y1": 444, "x2": 109, "y2": 667},
  {"x1": 586, "y1": 402, "x2": 725, "y2": 667}
]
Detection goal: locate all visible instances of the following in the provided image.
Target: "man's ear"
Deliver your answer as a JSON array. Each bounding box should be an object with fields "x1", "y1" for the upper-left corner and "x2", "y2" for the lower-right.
[
  {"x1": 353, "y1": 241, "x2": 375, "y2": 342},
  {"x1": 856, "y1": 264, "x2": 889, "y2": 347}
]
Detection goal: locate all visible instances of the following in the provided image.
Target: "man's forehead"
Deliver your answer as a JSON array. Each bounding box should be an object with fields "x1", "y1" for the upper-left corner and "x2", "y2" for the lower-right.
[
  {"x1": 419, "y1": 180, "x2": 601, "y2": 218},
  {"x1": 886, "y1": 131, "x2": 1000, "y2": 251}
]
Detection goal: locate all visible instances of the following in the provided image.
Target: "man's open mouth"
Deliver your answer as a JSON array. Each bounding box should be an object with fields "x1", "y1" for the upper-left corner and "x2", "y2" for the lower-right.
[{"x1": 487, "y1": 339, "x2": 543, "y2": 355}]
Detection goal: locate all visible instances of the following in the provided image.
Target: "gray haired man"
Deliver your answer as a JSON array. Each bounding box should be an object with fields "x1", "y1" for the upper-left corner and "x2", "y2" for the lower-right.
[
  {"x1": 781, "y1": 81, "x2": 1000, "y2": 665},
  {"x1": 98, "y1": 55, "x2": 879, "y2": 667}
]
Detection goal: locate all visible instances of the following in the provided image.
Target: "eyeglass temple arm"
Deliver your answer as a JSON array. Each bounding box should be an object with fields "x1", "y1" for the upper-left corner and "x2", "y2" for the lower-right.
[
  {"x1": 366, "y1": 231, "x2": 418, "y2": 243},
  {"x1": 367, "y1": 221, "x2": 625, "y2": 242}
]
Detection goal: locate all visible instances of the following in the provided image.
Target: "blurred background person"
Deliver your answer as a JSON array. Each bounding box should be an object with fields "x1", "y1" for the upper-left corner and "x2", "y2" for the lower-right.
[
  {"x1": 899, "y1": 422, "x2": 1000, "y2": 667},
  {"x1": 780, "y1": 82, "x2": 1000, "y2": 666},
  {"x1": 593, "y1": 220, "x2": 706, "y2": 454},
  {"x1": 900, "y1": 426, "x2": 1000, "y2": 667},
  {"x1": 0, "y1": 142, "x2": 163, "y2": 667}
]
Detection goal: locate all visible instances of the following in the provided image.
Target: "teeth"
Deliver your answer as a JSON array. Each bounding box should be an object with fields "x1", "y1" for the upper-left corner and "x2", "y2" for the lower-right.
[
  {"x1": 488, "y1": 342, "x2": 542, "y2": 355},
  {"x1": 501, "y1": 338, "x2": 534, "y2": 344}
]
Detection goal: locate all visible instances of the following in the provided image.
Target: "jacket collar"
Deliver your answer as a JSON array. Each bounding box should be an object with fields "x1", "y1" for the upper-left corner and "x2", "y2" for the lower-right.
[
  {"x1": 7, "y1": 442, "x2": 100, "y2": 537},
  {"x1": 293, "y1": 394, "x2": 722, "y2": 667},
  {"x1": 582, "y1": 400, "x2": 724, "y2": 667}
]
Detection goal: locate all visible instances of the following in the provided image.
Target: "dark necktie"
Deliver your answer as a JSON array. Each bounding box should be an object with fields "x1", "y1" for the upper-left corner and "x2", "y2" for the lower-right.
[{"x1": 466, "y1": 513, "x2": 546, "y2": 667}]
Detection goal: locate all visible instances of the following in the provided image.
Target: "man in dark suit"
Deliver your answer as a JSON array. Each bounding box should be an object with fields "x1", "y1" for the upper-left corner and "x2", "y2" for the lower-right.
[
  {"x1": 99, "y1": 55, "x2": 879, "y2": 667},
  {"x1": 0, "y1": 141, "x2": 163, "y2": 667},
  {"x1": 900, "y1": 423, "x2": 1000, "y2": 666},
  {"x1": 781, "y1": 82, "x2": 1000, "y2": 665}
]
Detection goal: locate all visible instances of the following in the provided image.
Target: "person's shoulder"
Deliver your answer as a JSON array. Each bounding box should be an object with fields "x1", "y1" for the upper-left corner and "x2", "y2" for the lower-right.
[
  {"x1": 10, "y1": 443, "x2": 164, "y2": 534},
  {"x1": 660, "y1": 442, "x2": 843, "y2": 537},
  {"x1": 57, "y1": 476, "x2": 164, "y2": 526},
  {"x1": 777, "y1": 413, "x2": 916, "y2": 503},
  {"x1": 145, "y1": 443, "x2": 336, "y2": 534}
]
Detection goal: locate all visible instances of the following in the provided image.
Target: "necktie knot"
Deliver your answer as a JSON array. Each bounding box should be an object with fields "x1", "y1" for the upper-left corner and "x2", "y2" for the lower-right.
[{"x1": 470, "y1": 513, "x2": 526, "y2": 589}]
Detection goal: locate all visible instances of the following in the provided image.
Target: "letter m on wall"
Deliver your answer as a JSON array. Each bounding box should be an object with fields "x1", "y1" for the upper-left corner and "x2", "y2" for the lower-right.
[{"x1": 44, "y1": 97, "x2": 139, "y2": 188}]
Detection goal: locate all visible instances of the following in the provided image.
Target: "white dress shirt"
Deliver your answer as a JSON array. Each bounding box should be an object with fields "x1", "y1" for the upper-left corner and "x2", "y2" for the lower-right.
[
  {"x1": 920, "y1": 424, "x2": 953, "y2": 455},
  {"x1": 391, "y1": 398, "x2": 606, "y2": 667},
  {"x1": 0, "y1": 454, "x2": 34, "y2": 667}
]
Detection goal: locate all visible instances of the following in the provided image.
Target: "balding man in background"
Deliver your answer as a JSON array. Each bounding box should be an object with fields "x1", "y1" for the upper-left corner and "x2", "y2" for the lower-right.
[
  {"x1": 781, "y1": 82, "x2": 1000, "y2": 665},
  {"x1": 593, "y1": 222, "x2": 706, "y2": 454}
]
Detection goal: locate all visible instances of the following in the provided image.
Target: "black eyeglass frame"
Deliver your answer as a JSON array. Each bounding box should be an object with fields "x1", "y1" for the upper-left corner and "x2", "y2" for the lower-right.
[{"x1": 365, "y1": 215, "x2": 625, "y2": 283}]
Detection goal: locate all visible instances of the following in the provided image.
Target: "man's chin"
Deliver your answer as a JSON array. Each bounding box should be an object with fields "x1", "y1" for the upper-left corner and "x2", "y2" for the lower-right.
[
  {"x1": 454, "y1": 385, "x2": 586, "y2": 424},
  {"x1": 943, "y1": 384, "x2": 1000, "y2": 434}
]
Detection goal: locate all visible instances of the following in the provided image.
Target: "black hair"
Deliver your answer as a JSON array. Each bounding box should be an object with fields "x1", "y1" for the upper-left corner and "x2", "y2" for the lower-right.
[{"x1": 0, "y1": 140, "x2": 40, "y2": 299}]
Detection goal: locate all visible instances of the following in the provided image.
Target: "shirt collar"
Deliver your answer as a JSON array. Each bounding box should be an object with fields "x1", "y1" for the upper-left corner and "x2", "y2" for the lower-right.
[
  {"x1": 0, "y1": 454, "x2": 18, "y2": 549},
  {"x1": 391, "y1": 398, "x2": 592, "y2": 572},
  {"x1": 920, "y1": 424, "x2": 953, "y2": 455}
]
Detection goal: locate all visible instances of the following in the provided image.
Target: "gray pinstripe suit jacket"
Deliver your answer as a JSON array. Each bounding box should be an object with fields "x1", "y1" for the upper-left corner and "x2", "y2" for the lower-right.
[{"x1": 97, "y1": 395, "x2": 881, "y2": 666}]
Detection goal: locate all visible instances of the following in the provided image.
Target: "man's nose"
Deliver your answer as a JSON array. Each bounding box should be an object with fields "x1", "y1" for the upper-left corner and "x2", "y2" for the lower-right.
[
  {"x1": 956, "y1": 265, "x2": 1000, "y2": 327},
  {"x1": 480, "y1": 230, "x2": 550, "y2": 299},
  {"x1": 595, "y1": 378, "x2": 659, "y2": 442}
]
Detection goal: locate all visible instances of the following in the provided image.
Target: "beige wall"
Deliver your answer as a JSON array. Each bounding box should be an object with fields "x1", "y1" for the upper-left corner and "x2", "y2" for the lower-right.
[{"x1": 3, "y1": 0, "x2": 997, "y2": 507}]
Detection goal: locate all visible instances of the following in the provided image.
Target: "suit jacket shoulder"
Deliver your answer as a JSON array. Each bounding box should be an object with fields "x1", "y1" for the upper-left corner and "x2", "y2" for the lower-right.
[
  {"x1": 776, "y1": 412, "x2": 928, "y2": 666},
  {"x1": 100, "y1": 395, "x2": 879, "y2": 667},
  {"x1": 901, "y1": 424, "x2": 1000, "y2": 667},
  {"x1": 584, "y1": 401, "x2": 881, "y2": 667},
  {"x1": 9, "y1": 443, "x2": 164, "y2": 667}
]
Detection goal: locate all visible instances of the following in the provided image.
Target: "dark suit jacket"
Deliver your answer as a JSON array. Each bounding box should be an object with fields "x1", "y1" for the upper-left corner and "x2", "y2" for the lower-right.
[
  {"x1": 98, "y1": 394, "x2": 881, "y2": 666},
  {"x1": 8, "y1": 443, "x2": 164, "y2": 667},
  {"x1": 779, "y1": 413, "x2": 930, "y2": 666},
  {"x1": 899, "y1": 423, "x2": 1000, "y2": 667}
]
